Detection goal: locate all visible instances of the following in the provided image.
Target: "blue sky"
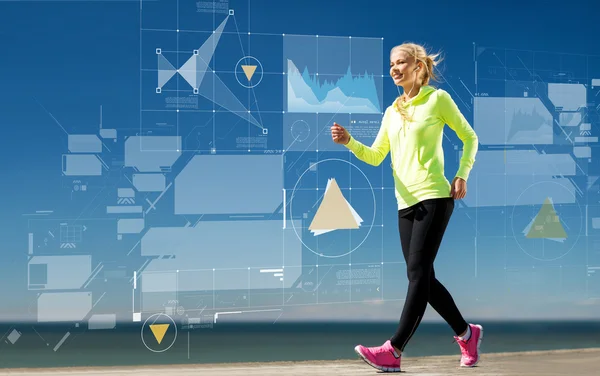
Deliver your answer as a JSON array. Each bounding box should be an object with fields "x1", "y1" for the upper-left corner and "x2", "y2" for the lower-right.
[{"x1": 0, "y1": 0, "x2": 599, "y2": 323}]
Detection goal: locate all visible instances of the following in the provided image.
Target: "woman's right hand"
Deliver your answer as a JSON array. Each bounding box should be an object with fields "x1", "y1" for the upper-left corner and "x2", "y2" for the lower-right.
[{"x1": 331, "y1": 122, "x2": 350, "y2": 145}]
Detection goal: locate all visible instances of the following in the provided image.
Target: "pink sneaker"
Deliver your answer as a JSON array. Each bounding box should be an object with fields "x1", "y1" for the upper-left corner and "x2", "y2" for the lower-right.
[
  {"x1": 354, "y1": 340, "x2": 401, "y2": 372},
  {"x1": 454, "y1": 324, "x2": 483, "y2": 367}
]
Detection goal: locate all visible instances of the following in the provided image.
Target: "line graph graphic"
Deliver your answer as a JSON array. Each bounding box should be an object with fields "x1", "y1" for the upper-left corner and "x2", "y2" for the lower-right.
[
  {"x1": 287, "y1": 59, "x2": 381, "y2": 113},
  {"x1": 283, "y1": 34, "x2": 383, "y2": 114}
]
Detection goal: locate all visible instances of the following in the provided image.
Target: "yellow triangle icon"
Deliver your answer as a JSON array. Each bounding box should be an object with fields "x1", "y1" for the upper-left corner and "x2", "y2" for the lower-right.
[
  {"x1": 149, "y1": 324, "x2": 170, "y2": 344},
  {"x1": 241, "y1": 65, "x2": 257, "y2": 81},
  {"x1": 309, "y1": 178, "x2": 362, "y2": 235},
  {"x1": 526, "y1": 197, "x2": 567, "y2": 239}
]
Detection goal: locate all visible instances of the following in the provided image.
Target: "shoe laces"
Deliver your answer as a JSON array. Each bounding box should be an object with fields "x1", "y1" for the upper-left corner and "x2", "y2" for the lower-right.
[
  {"x1": 368, "y1": 342, "x2": 392, "y2": 356},
  {"x1": 452, "y1": 337, "x2": 469, "y2": 356}
]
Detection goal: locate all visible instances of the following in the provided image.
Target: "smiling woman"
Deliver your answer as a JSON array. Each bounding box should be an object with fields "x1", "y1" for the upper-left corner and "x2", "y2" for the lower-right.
[
  {"x1": 389, "y1": 43, "x2": 444, "y2": 122},
  {"x1": 330, "y1": 42, "x2": 480, "y2": 373}
]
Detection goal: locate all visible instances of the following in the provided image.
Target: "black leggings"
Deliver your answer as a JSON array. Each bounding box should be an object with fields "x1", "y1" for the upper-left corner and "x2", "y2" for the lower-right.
[{"x1": 389, "y1": 197, "x2": 469, "y2": 351}]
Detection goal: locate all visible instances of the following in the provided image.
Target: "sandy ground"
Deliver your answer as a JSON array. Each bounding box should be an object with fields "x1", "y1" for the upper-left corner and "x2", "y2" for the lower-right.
[{"x1": 1, "y1": 348, "x2": 599, "y2": 375}]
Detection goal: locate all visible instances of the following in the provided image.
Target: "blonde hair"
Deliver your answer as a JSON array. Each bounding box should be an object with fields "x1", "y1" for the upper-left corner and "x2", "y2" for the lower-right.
[{"x1": 391, "y1": 42, "x2": 444, "y2": 121}]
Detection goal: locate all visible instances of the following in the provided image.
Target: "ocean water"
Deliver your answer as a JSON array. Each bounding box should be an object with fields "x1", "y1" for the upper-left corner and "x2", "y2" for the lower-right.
[{"x1": 1, "y1": 321, "x2": 599, "y2": 369}]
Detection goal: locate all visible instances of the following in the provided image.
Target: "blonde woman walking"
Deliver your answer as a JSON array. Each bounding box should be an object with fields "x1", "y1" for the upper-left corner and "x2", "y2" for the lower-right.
[{"x1": 331, "y1": 42, "x2": 481, "y2": 372}]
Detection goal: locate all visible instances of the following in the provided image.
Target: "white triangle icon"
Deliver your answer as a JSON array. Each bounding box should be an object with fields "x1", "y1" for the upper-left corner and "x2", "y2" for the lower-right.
[{"x1": 308, "y1": 178, "x2": 363, "y2": 236}]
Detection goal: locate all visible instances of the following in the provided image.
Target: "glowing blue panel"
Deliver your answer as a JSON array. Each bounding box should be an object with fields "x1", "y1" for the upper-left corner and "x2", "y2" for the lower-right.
[
  {"x1": 462, "y1": 150, "x2": 577, "y2": 207},
  {"x1": 471, "y1": 150, "x2": 576, "y2": 176},
  {"x1": 464, "y1": 175, "x2": 576, "y2": 207},
  {"x1": 106, "y1": 206, "x2": 143, "y2": 214},
  {"x1": 28, "y1": 255, "x2": 92, "y2": 290},
  {"x1": 141, "y1": 271, "x2": 176, "y2": 293},
  {"x1": 118, "y1": 188, "x2": 135, "y2": 198},
  {"x1": 141, "y1": 220, "x2": 302, "y2": 290},
  {"x1": 124, "y1": 136, "x2": 181, "y2": 173},
  {"x1": 62, "y1": 155, "x2": 102, "y2": 176},
  {"x1": 99, "y1": 129, "x2": 117, "y2": 139},
  {"x1": 474, "y1": 97, "x2": 553, "y2": 145},
  {"x1": 284, "y1": 34, "x2": 383, "y2": 114},
  {"x1": 117, "y1": 219, "x2": 144, "y2": 234},
  {"x1": 68, "y1": 135, "x2": 102, "y2": 153},
  {"x1": 37, "y1": 292, "x2": 92, "y2": 323},
  {"x1": 574, "y1": 146, "x2": 591, "y2": 158},
  {"x1": 175, "y1": 155, "x2": 282, "y2": 214},
  {"x1": 548, "y1": 83, "x2": 586, "y2": 111},
  {"x1": 88, "y1": 314, "x2": 116, "y2": 330},
  {"x1": 559, "y1": 112, "x2": 581, "y2": 127}
]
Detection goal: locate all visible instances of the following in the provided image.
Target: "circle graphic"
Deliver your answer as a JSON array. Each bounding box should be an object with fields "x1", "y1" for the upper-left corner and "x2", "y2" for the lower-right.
[
  {"x1": 510, "y1": 181, "x2": 582, "y2": 261},
  {"x1": 141, "y1": 313, "x2": 178, "y2": 353},
  {"x1": 290, "y1": 120, "x2": 311, "y2": 143},
  {"x1": 290, "y1": 158, "x2": 376, "y2": 258},
  {"x1": 235, "y1": 56, "x2": 263, "y2": 88}
]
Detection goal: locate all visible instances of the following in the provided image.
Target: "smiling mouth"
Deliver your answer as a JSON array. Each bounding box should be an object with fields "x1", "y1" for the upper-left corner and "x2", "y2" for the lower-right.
[{"x1": 393, "y1": 74, "x2": 403, "y2": 80}]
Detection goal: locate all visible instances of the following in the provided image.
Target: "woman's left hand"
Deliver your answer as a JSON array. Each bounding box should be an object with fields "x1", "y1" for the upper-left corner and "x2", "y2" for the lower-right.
[{"x1": 450, "y1": 177, "x2": 467, "y2": 200}]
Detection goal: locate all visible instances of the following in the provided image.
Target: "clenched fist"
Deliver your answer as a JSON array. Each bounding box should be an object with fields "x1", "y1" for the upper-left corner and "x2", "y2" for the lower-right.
[
  {"x1": 450, "y1": 177, "x2": 467, "y2": 200},
  {"x1": 331, "y1": 122, "x2": 350, "y2": 145}
]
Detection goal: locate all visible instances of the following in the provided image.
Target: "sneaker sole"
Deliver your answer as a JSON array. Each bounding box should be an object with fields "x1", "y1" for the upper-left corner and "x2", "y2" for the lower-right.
[
  {"x1": 460, "y1": 324, "x2": 483, "y2": 367},
  {"x1": 354, "y1": 346, "x2": 401, "y2": 373}
]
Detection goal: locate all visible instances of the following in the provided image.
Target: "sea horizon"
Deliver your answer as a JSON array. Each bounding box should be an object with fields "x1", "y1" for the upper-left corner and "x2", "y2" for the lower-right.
[{"x1": 1, "y1": 319, "x2": 599, "y2": 369}]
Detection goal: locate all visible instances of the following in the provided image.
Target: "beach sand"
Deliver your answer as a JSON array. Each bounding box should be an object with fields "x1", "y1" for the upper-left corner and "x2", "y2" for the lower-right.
[{"x1": 1, "y1": 348, "x2": 598, "y2": 375}]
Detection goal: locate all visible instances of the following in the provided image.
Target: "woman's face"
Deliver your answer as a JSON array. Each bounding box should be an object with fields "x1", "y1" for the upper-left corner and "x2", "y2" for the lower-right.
[{"x1": 389, "y1": 49, "x2": 420, "y2": 87}]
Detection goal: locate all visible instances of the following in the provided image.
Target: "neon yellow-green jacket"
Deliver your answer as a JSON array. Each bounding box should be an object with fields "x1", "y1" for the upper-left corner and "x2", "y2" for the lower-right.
[{"x1": 344, "y1": 85, "x2": 478, "y2": 209}]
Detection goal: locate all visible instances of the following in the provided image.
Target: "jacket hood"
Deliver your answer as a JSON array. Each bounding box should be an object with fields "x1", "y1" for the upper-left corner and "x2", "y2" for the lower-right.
[{"x1": 394, "y1": 85, "x2": 436, "y2": 111}]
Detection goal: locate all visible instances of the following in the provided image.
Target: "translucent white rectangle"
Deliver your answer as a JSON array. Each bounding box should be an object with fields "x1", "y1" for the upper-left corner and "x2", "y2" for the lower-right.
[
  {"x1": 548, "y1": 83, "x2": 587, "y2": 111},
  {"x1": 106, "y1": 206, "x2": 143, "y2": 214},
  {"x1": 141, "y1": 220, "x2": 302, "y2": 291},
  {"x1": 68, "y1": 135, "x2": 102, "y2": 153},
  {"x1": 133, "y1": 173, "x2": 166, "y2": 192},
  {"x1": 592, "y1": 218, "x2": 600, "y2": 230},
  {"x1": 133, "y1": 312, "x2": 141, "y2": 322},
  {"x1": 62, "y1": 155, "x2": 102, "y2": 176},
  {"x1": 575, "y1": 137, "x2": 598, "y2": 143},
  {"x1": 117, "y1": 219, "x2": 145, "y2": 234},
  {"x1": 28, "y1": 255, "x2": 92, "y2": 290},
  {"x1": 141, "y1": 271, "x2": 177, "y2": 293},
  {"x1": 38, "y1": 292, "x2": 92, "y2": 322},
  {"x1": 573, "y1": 146, "x2": 591, "y2": 158},
  {"x1": 260, "y1": 269, "x2": 283, "y2": 273},
  {"x1": 559, "y1": 112, "x2": 581, "y2": 127},
  {"x1": 469, "y1": 150, "x2": 576, "y2": 176},
  {"x1": 118, "y1": 188, "x2": 135, "y2": 198},
  {"x1": 174, "y1": 155, "x2": 282, "y2": 214},
  {"x1": 592, "y1": 79, "x2": 600, "y2": 86},
  {"x1": 462, "y1": 175, "x2": 576, "y2": 207},
  {"x1": 474, "y1": 97, "x2": 553, "y2": 145},
  {"x1": 99, "y1": 129, "x2": 117, "y2": 139},
  {"x1": 581, "y1": 123, "x2": 592, "y2": 131},
  {"x1": 88, "y1": 314, "x2": 116, "y2": 330}
]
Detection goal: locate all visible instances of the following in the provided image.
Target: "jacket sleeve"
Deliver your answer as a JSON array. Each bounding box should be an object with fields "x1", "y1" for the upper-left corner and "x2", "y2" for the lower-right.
[
  {"x1": 343, "y1": 109, "x2": 391, "y2": 166},
  {"x1": 437, "y1": 89, "x2": 479, "y2": 181}
]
